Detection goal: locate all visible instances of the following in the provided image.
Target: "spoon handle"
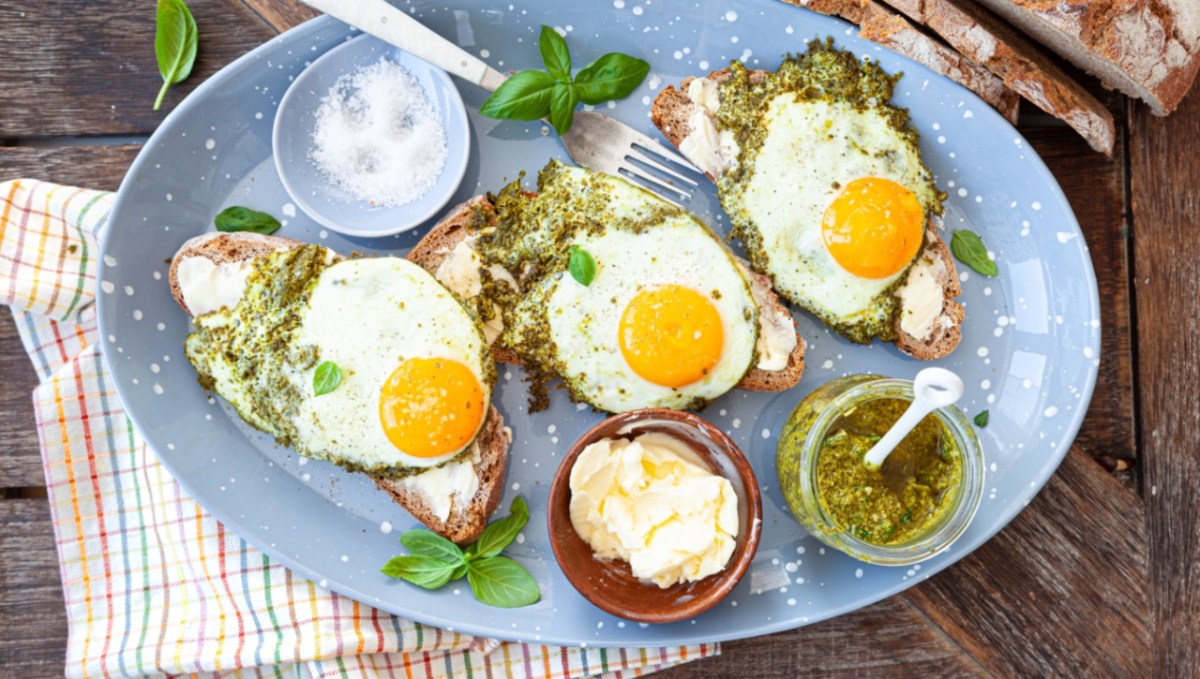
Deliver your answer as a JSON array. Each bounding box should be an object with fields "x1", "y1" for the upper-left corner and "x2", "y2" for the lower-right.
[
  {"x1": 302, "y1": 0, "x2": 508, "y2": 90},
  {"x1": 862, "y1": 403, "x2": 933, "y2": 470}
]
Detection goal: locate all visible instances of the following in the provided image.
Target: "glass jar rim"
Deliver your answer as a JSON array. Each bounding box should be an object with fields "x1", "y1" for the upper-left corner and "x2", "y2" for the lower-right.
[{"x1": 797, "y1": 377, "x2": 985, "y2": 566}]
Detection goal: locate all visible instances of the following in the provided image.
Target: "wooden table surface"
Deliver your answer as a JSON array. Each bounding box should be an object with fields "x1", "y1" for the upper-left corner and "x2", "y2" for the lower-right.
[{"x1": 1, "y1": 1, "x2": 1196, "y2": 676}]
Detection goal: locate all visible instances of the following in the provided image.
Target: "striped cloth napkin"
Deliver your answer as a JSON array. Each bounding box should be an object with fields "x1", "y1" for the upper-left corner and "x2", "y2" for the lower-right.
[{"x1": 1, "y1": 179, "x2": 716, "y2": 678}]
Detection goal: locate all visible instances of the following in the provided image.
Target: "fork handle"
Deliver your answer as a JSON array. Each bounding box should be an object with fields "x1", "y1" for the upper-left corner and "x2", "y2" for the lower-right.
[{"x1": 300, "y1": 0, "x2": 507, "y2": 91}]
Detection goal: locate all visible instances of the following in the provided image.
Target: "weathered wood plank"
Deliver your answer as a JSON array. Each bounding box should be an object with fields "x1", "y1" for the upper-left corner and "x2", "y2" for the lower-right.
[
  {"x1": 1021, "y1": 127, "x2": 1136, "y2": 462},
  {"x1": 652, "y1": 595, "x2": 986, "y2": 678},
  {"x1": 0, "y1": 312, "x2": 45, "y2": 489},
  {"x1": 1130, "y1": 89, "x2": 1200, "y2": 677},
  {"x1": 0, "y1": 146, "x2": 141, "y2": 190},
  {"x1": 0, "y1": 1, "x2": 275, "y2": 139},
  {"x1": 239, "y1": 0, "x2": 320, "y2": 34},
  {"x1": 0, "y1": 146, "x2": 141, "y2": 488},
  {"x1": 0, "y1": 498, "x2": 69, "y2": 677},
  {"x1": 904, "y1": 446, "x2": 1149, "y2": 677}
]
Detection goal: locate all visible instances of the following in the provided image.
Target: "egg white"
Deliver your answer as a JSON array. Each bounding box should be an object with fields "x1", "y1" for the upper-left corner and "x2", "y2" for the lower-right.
[
  {"x1": 738, "y1": 96, "x2": 938, "y2": 329},
  {"x1": 290, "y1": 257, "x2": 491, "y2": 469},
  {"x1": 519, "y1": 223, "x2": 758, "y2": 413}
]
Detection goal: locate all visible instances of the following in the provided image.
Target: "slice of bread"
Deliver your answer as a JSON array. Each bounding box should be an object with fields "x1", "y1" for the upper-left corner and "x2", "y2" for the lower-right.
[
  {"x1": 408, "y1": 197, "x2": 807, "y2": 393},
  {"x1": 858, "y1": 7, "x2": 1021, "y2": 124},
  {"x1": 650, "y1": 68, "x2": 963, "y2": 360},
  {"x1": 169, "y1": 230, "x2": 510, "y2": 545},
  {"x1": 785, "y1": 0, "x2": 1021, "y2": 123},
  {"x1": 877, "y1": 0, "x2": 1116, "y2": 155},
  {"x1": 974, "y1": 0, "x2": 1200, "y2": 116}
]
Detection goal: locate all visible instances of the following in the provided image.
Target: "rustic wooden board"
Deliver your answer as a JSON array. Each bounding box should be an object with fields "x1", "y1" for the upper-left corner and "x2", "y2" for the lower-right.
[
  {"x1": 904, "y1": 445, "x2": 1149, "y2": 677},
  {"x1": 0, "y1": 499, "x2": 70, "y2": 677},
  {"x1": 654, "y1": 595, "x2": 986, "y2": 677},
  {"x1": 0, "y1": 1, "x2": 274, "y2": 138},
  {"x1": 1130, "y1": 89, "x2": 1200, "y2": 677}
]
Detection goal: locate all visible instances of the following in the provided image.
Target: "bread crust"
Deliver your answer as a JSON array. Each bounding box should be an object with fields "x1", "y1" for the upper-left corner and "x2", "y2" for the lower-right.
[
  {"x1": 650, "y1": 68, "x2": 963, "y2": 360},
  {"x1": 373, "y1": 405, "x2": 511, "y2": 545},
  {"x1": 168, "y1": 230, "x2": 510, "y2": 544}
]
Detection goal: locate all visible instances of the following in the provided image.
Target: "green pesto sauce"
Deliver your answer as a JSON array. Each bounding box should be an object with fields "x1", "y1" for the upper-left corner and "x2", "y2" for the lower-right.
[
  {"x1": 712, "y1": 39, "x2": 947, "y2": 345},
  {"x1": 816, "y1": 398, "x2": 962, "y2": 545},
  {"x1": 471, "y1": 161, "x2": 737, "y2": 413}
]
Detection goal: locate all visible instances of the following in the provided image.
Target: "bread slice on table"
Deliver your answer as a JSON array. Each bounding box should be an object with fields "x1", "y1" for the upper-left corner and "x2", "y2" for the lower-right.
[
  {"x1": 408, "y1": 197, "x2": 807, "y2": 393},
  {"x1": 786, "y1": 0, "x2": 1021, "y2": 124},
  {"x1": 973, "y1": 0, "x2": 1200, "y2": 116},
  {"x1": 169, "y1": 230, "x2": 510, "y2": 545},
  {"x1": 651, "y1": 66, "x2": 963, "y2": 361},
  {"x1": 875, "y1": 0, "x2": 1116, "y2": 155}
]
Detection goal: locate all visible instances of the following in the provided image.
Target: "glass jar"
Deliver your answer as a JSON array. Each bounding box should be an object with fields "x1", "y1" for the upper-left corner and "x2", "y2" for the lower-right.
[{"x1": 776, "y1": 374, "x2": 984, "y2": 566}]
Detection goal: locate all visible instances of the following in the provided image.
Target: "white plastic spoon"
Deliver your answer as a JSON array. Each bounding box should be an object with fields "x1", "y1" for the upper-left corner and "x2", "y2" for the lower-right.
[{"x1": 862, "y1": 368, "x2": 964, "y2": 471}]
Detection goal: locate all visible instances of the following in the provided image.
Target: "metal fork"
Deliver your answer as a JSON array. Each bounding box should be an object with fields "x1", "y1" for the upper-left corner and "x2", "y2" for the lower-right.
[{"x1": 299, "y1": 0, "x2": 703, "y2": 201}]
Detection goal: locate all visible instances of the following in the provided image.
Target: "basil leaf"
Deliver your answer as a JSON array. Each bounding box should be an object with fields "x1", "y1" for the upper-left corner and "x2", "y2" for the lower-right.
[
  {"x1": 974, "y1": 410, "x2": 990, "y2": 428},
  {"x1": 467, "y1": 556, "x2": 540, "y2": 608},
  {"x1": 312, "y1": 361, "x2": 343, "y2": 396},
  {"x1": 538, "y1": 25, "x2": 572, "y2": 82},
  {"x1": 401, "y1": 529, "x2": 466, "y2": 565},
  {"x1": 154, "y1": 0, "x2": 199, "y2": 111},
  {"x1": 381, "y1": 555, "x2": 457, "y2": 590},
  {"x1": 950, "y1": 230, "x2": 998, "y2": 277},
  {"x1": 574, "y1": 53, "x2": 651, "y2": 105},
  {"x1": 214, "y1": 206, "x2": 282, "y2": 235},
  {"x1": 548, "y1": 82, "x2": 580, "y2": 135},
  {"x1": 479, "y1": 70, "x2": 557, "y2": 122},
  {"x1": 568, "y1": 245, "x2": 596, "y2": 286},
  {"x1": 467, "y1": 496, "x2": 529, "y2": 560},
  {"x1": 450, "y1": 562, "x2": 468, "y2": 581}
]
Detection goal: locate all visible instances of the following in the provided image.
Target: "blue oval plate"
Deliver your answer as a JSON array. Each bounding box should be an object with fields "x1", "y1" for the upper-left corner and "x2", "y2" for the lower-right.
[
  {"x1": 273, "y1": 33, "x2": 471, "y2": 237},
  {"x1": 97, "y1": 0, "x2": 1100, "y2": 648}
]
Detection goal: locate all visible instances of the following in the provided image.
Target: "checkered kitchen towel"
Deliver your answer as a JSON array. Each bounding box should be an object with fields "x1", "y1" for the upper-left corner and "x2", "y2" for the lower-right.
[{"x1": 0, "y1": 179, "x2": 716, "y2": 678}]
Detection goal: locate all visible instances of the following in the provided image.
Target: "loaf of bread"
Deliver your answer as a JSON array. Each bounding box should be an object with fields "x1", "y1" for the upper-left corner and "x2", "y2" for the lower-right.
[
  {"x1": 974, "y1": 0, "x2": 1200, "y2": 116},
  {"x1": 875, "y1": 0, "x2": 1116, "y2": 155}
]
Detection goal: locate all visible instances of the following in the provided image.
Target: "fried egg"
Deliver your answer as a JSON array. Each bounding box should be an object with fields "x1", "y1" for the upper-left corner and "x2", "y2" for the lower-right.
[
  {"x1": 185, "y1": 246, "x2": 494, "y2": 476},
  {"x1": 476, "y1": 162, "x2": 775, "y2": 413},
  {"x1": 711, "y1": 42, "x2": 944, "y2": 343}
]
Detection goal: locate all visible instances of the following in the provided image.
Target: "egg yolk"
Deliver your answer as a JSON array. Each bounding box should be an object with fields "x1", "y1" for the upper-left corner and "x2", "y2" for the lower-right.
[
  {"x1": 619, "y1": 285, "x2": 724, "y2": 388},
  {"x1": 378, "y1": 357, "x2": 485, "y2": 458},
  {"x1": 821, "y1": 177, "x2": 925, "y2": 279}
]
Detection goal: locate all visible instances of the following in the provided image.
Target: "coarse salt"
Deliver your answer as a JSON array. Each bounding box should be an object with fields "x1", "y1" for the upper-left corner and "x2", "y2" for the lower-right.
[{"x1": 310, "y1": 58, "x2": 447, "y2": 207}]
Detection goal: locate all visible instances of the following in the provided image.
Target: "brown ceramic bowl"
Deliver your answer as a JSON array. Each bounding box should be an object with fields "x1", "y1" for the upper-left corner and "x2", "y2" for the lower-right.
[{"x1": 547, "y1": 408, "x2": 763, "y2": 624}]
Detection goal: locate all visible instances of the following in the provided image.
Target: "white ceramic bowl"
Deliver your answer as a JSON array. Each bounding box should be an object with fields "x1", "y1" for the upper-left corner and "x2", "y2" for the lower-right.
[{"x1": 273, "y1": 34, "x2": 470, "y2": 237}]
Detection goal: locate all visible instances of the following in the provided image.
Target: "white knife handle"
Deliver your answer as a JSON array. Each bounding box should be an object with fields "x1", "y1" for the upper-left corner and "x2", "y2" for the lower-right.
[{"x1": 301, "y1": 0, "x2": 507, "y2": 91}]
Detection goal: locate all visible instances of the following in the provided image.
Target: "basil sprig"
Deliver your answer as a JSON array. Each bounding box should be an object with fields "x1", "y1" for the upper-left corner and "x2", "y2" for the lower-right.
[
  {"x1": 950, "y1": 230, "x2": 998, "y2": 277},
  {"x1": 313, "y1": 361, "x2": 343, "y2": 396},
  {"x1": 567, "y1": 245, "x2": 596, "y2": 286},
  {"x1": 974, "y1": 410, "x2": 990, "y2": 428},
  {"x1": 382, "y1": 497, "x2": 539, "y2": 608},
  {"x1": 479, "y1": 26, "x2": 650, "y2": 134},
  {"x1": 214, "y1": 206, "x2": 282, "y2": 235},
  {"x1": 153, "y1": 0, "x2": 199, "y2": 111}
]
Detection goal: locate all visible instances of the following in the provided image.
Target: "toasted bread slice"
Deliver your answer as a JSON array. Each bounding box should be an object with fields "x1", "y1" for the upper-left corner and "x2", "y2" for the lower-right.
[
  {"x1": 408, "y1": 197, "x2": 806, "y2": 393},
  {"x1": 169, "y1": 231, "x2": 510, "y2": 545},
  {"x1": 651, "y1": 68, "x2": 963, "y2": 360}
]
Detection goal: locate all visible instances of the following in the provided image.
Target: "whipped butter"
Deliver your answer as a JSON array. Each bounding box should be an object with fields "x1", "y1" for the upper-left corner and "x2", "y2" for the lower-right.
[
  {"x1": 434, "y1": 236, "x2": 515, "y2": 345},
  {"x1": 896, "y1": 254, "x2": 948, "y2": 341},
  {"x1": 568, "y1": 432, "x2": 739, "y2": 588},
  {"x1": 396, "y1": 447, "x2": 481, "y2": 523},
  {"x1": 677, "y1": 78, "x2": 739, "y2": 176},
  {"x1": 176, "y1": 256, "x2": 256, "y2": 316}
]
